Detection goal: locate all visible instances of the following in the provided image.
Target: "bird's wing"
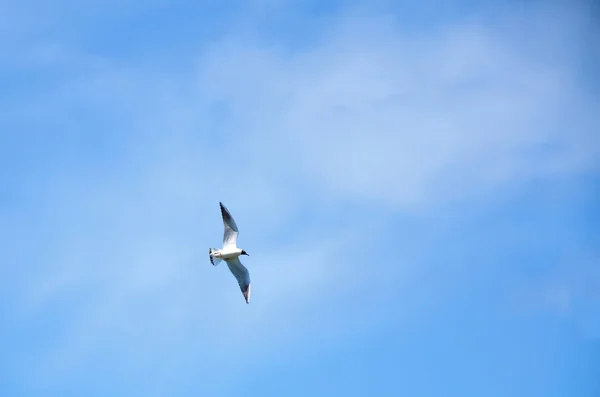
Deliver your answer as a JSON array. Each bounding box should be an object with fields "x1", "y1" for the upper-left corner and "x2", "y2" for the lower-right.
[
  {"x1": 225, "y1": 257, "x2": 251, "y2": 304},
  {"x1": 220, "y1": 202, "x2": 239, "y2": 248}
]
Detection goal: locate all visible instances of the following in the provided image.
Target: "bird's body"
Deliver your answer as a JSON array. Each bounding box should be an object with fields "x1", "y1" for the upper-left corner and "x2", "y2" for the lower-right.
[
  {"x1": 209, "y1": 247, "x2": 245, "y2": 260},
  {"x1": 209, "y1": 202, "x2": 251, "y2": 304}
]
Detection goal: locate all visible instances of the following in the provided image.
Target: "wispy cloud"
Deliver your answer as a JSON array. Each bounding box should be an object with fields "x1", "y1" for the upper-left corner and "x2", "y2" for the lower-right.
[{"x1": 193, "y1": 9, "x2": 598, "y2": 209}]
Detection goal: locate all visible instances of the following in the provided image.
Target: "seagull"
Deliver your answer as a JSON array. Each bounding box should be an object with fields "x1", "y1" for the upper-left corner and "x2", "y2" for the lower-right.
[{"x1": 209, "y1": 202, "x2": 251, "y2": 304}]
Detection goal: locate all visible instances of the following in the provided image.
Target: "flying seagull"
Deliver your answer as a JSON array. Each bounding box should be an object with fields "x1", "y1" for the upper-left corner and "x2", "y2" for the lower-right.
[{"x1": 209, "y1": 202, "x2": 251, "y2": 303}]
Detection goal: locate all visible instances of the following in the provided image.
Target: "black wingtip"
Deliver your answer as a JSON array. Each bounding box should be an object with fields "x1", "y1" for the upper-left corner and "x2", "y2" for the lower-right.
[
  {"x1": 220, "y1": 202, "x2": 231, "y2": 218},
  {"x1": 242, "y1": 285, "x2": 251, "y2": 304}
]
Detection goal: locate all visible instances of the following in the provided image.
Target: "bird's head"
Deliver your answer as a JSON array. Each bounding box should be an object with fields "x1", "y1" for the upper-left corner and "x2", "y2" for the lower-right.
[{"x1": 241, "y1": 250, "x2": 249, "y2": 256}]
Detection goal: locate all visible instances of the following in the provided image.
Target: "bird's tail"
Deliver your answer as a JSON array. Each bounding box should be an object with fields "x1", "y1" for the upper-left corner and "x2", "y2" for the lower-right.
[{"x1": 209, "y1": 248, "x2": 222, "y2": 266}]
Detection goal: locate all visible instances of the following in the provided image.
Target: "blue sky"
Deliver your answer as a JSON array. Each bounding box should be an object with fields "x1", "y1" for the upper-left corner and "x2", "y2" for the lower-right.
[{"x1": 1, "y1": 0, "x2": 599, "y2": 396}]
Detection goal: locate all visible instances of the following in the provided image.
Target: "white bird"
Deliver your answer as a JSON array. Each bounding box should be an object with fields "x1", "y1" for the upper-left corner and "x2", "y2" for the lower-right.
[{"x1": 209, "y1": 202, "x2": 251, "y2": 304}]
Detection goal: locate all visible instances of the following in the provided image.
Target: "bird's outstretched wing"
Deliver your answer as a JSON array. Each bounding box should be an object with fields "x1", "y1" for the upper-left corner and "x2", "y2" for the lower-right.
[
  {"x1": 220, "y1": 202, "x2": 239, "y2": 248},
  {"x1": 225, "y1": 257, "x2": 251, "y2": 304}
]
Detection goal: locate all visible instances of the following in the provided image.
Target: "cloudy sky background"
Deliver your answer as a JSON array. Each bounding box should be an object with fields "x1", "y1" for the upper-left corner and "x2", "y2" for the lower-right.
[{"x1": 1, "y1": 0, "x2": 599, "y2": 396}]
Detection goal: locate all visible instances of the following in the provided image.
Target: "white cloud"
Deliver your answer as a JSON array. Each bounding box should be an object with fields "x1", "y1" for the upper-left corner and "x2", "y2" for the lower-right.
[
  {"x1": 189, "y1": 7, "x2": 598, "y2": 209},
  {"x1": 6, "y1": 4, "x2": 597, "y2": 211}
]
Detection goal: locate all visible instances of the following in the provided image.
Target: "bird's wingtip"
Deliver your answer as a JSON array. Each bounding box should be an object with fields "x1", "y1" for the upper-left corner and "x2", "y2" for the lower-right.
[{"x1": 243, "y1": 286, "x2": 251, "y2": 304}]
